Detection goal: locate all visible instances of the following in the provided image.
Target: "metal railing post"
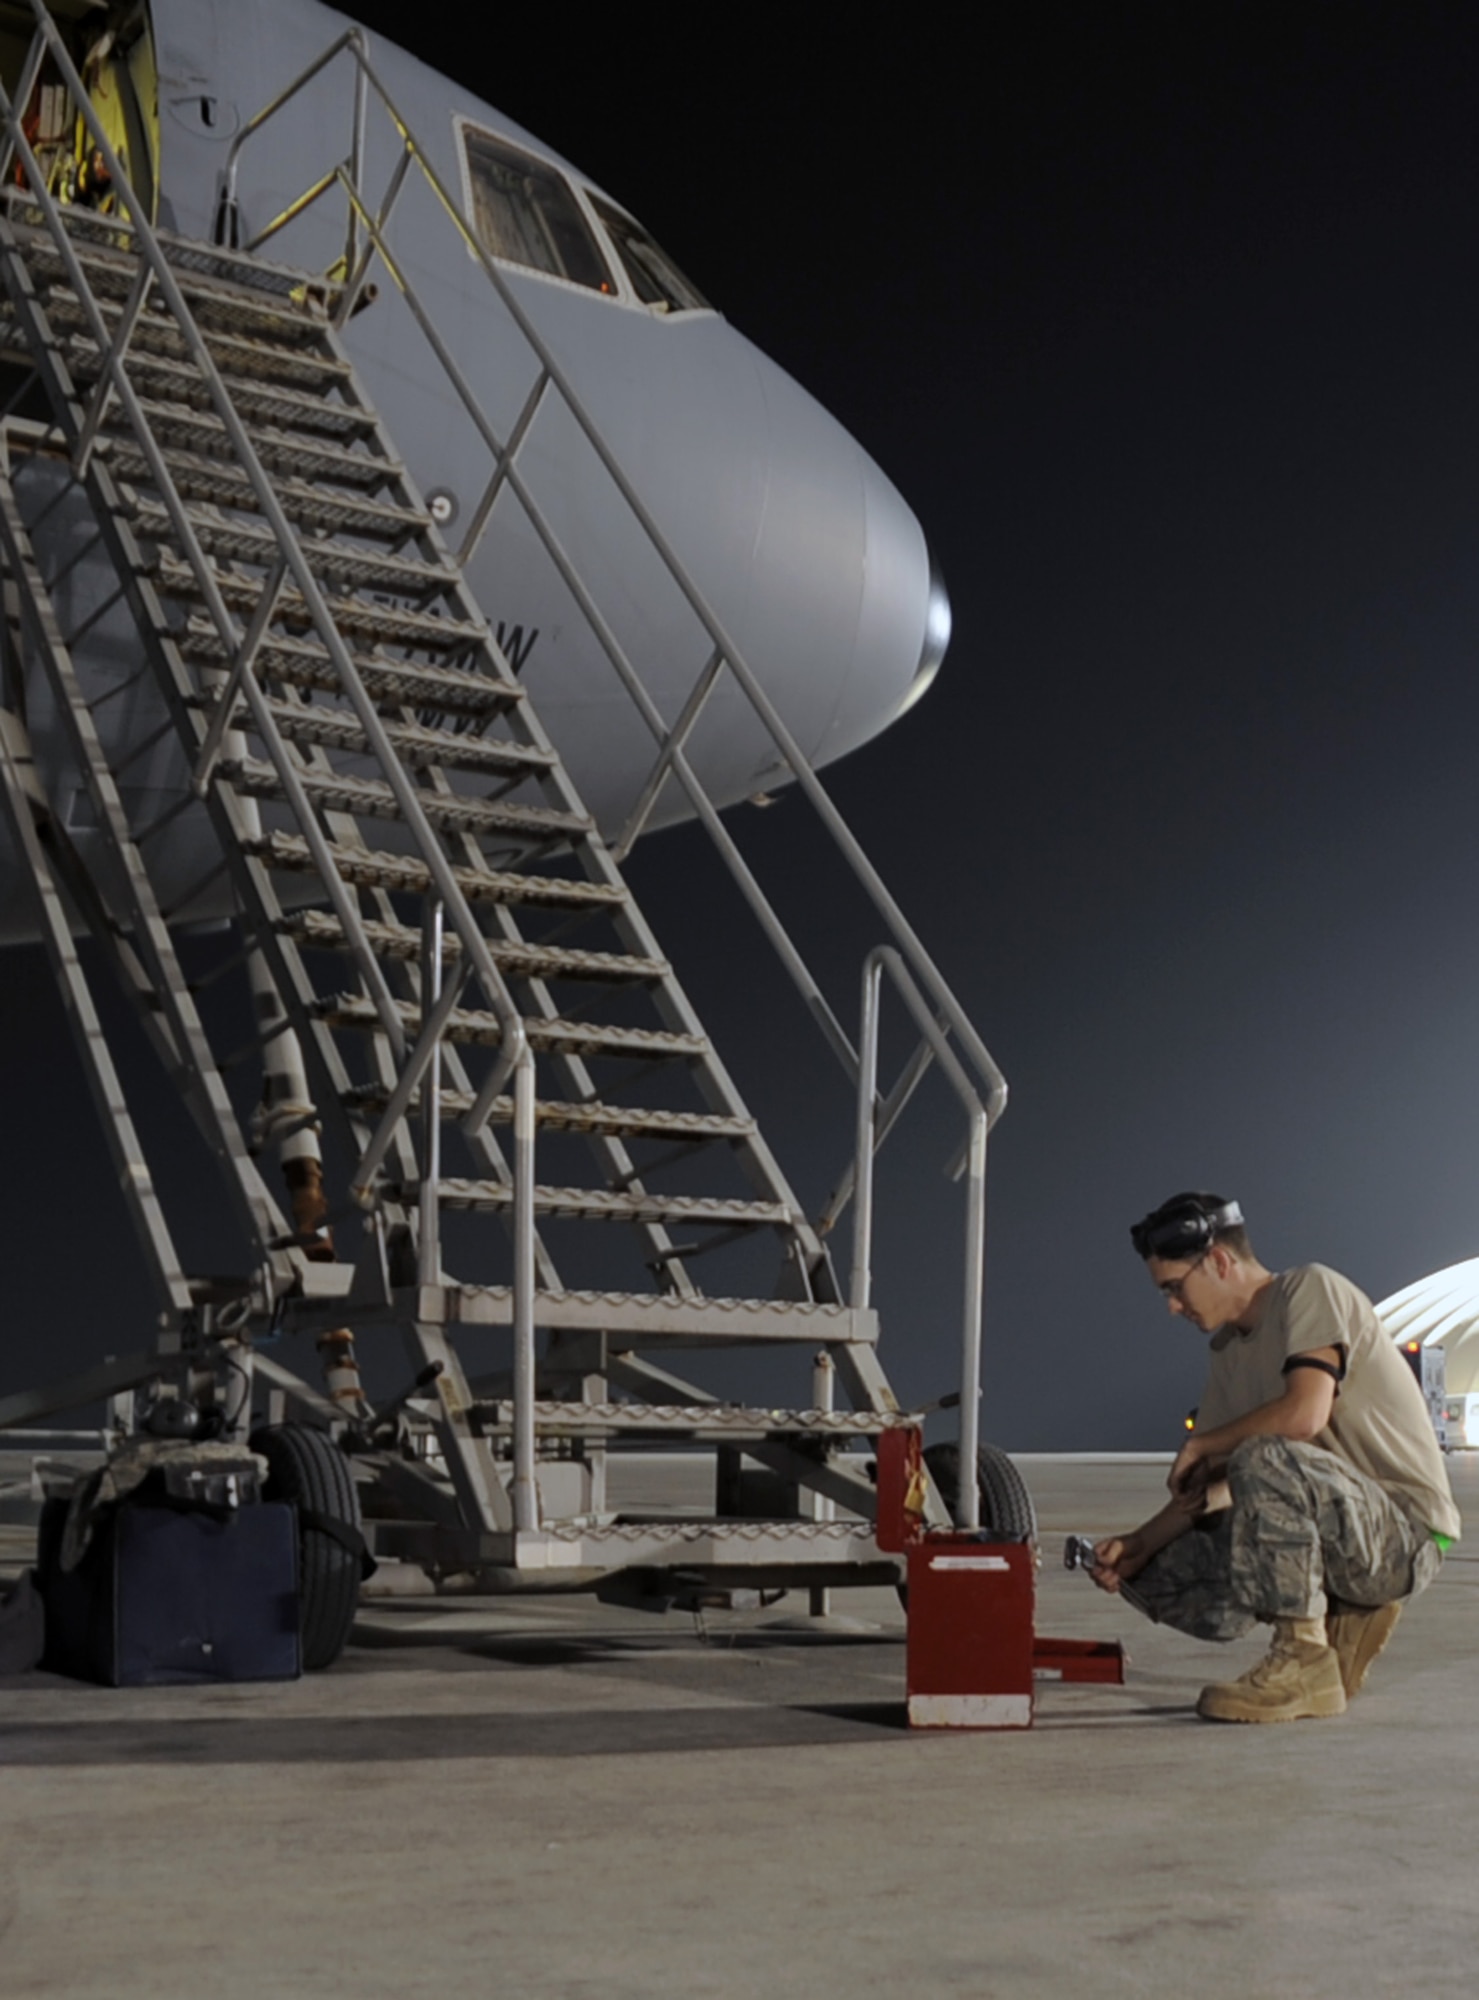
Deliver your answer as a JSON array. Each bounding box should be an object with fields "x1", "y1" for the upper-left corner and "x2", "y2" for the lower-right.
[
  {"x1": 418, "y1": 899, "x2": 444, "y2": 1287},
  {"x1": 346, "y1": 46, "x2": 367, "y2": 280},
  {"x1": 957, "y1": 1110, "x2": 988, "y2": 1533},
  {"x1": 851, "y1": 955, "x2": 883, "y2": 1310},
  {"x1": 511, "y1": 1048, "x2": 539, "y2": 1534},
  {"x1": 809, "y1": 1347, "x2": 835, "y2": 1615},
  {"x1": 853, "y1": 949, "x2": 1004, "y2": 1528}
]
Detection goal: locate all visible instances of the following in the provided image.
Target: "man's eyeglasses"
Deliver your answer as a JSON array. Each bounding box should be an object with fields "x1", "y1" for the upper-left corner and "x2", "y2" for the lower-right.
[{"x1": 1156, "y1": 1246, "x2": 1212, "y2": 1302}]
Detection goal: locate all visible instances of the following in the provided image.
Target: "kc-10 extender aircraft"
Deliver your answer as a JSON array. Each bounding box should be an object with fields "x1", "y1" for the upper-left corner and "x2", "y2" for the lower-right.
[{"x1": 0, "y1": 0, "x2": 1011, "y2": 1669}]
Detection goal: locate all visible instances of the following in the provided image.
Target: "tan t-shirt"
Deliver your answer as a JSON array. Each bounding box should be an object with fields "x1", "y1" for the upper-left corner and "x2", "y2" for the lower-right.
[{"x1": 1196, "y1": 1264, "x2": 1461, "y2": 1541}]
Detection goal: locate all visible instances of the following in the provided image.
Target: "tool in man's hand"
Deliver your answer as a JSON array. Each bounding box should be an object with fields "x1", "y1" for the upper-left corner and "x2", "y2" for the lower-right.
[{"x1": 1064, "y1": 1533, "x2": 1149, "y2": 1615}]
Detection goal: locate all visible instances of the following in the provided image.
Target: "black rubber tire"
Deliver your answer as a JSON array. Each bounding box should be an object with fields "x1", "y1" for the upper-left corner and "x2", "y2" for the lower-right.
[
  {"x1": 249, "y1": 1423, "x2": 362, "y2": 1670},
  {"x1": 924, "y1": 1440, "x2": 1037, "y2": 1542}
]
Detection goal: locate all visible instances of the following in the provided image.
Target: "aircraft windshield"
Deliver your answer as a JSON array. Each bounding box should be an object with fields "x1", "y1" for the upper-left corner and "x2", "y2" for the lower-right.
[
  {"x1": 590, "y1": 196, "x2": 709, "y2": 313},
  {"x1": 459, "y1": 126, "x2": 615, "y2": 292},
  {"x1": 461, "y1": 126, "x2": 613, "y2": 293}
]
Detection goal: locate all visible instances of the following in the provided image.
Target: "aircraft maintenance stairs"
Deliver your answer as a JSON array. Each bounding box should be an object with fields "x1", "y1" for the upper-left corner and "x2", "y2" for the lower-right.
[{"x1": 0, "y1": 6, "x2": 1006, "y2": 1624}]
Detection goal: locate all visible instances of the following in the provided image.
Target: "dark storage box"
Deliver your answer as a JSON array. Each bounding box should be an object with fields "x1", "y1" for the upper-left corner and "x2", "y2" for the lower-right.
[{"x1": 39, "y1": 1495, "x2": 300, "y2": 1687}]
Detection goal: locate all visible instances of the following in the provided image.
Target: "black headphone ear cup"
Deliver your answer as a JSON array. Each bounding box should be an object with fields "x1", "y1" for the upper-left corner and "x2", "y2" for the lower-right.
[
  {"x1": 1133, "y1": 1192, "x2": 1240, "y2": 1259},
  {"x1": 1174, "y1": 1203, "x2": 1215, "y2": 1254}
]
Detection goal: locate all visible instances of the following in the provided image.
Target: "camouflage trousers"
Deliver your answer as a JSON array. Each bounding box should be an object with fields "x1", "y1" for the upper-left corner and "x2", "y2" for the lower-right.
[{"x1": 1127, "y1": 1436, "x2": 1442, "y2": 1642}]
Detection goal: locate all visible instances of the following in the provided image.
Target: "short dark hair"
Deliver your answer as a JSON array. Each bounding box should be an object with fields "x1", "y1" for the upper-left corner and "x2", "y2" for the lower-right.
[{"x1": 1131, "y1": 1191, "x2": 1252, "y2": 1262}]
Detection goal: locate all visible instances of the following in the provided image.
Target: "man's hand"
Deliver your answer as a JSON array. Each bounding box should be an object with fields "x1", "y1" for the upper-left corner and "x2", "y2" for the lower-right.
[
  {"x1": 1090, "y1": 1496, "x2": 1199, "y2": 1590},
  {"x1": 1090, "y1": 1531, "x2": 1150, "y2": 1594},
  {"x1": 1168, "y1": 1433, "x2": 1216, "y2": 1509}
]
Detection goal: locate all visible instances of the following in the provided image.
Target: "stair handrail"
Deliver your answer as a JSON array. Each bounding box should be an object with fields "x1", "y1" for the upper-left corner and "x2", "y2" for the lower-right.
[
  {"x1": 212, "y1": 32, "x2": 1010, "y2": 1133},
  {"x1": 850, "y1": 948, "x2": 1005, "y2": 1528}
]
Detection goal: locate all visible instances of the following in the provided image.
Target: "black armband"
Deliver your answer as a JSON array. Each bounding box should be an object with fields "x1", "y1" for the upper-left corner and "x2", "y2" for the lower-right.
[{"x1": 1282, "y1": 1354, "x2": 1346, "y2": 1385}]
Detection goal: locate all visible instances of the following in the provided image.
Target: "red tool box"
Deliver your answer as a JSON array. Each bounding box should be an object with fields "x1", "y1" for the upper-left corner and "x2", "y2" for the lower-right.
[
  {"x1": 877, "y1": 1425, "x2": 1124, "y2": 1728},
  {"x1": 907, "y1": 1535, "x2": 1035, "y2": 1727}
]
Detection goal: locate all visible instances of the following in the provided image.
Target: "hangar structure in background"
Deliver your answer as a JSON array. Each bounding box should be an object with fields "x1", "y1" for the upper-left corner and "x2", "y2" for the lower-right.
[
  {"x1": 1378, "y1": 1264, "x2": 1479, "y2": 1449},
  {"x1": 0, "y1": 0, "x2": 1009, "y2": 1652}
]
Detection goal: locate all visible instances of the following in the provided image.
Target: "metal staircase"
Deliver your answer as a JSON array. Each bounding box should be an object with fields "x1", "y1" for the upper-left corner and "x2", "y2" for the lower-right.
[{"x1": 0, "y1": 6, "x2": 1005, "y2": 1600}]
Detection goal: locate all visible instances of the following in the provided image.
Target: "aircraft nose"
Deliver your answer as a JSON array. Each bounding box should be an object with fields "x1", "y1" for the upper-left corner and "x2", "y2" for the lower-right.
[
  {"x1": 798, "y1": 446, "x2": 951, "y2": 770},
  {"x1": 906, "y1": 547, "x2": 951, "y2": 717}
]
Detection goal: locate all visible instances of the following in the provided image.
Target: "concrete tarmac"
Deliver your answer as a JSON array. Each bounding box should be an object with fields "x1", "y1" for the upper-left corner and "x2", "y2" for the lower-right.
[{"x1": 1, "y1": 1452, "x2": 1474, "y2": 1999}]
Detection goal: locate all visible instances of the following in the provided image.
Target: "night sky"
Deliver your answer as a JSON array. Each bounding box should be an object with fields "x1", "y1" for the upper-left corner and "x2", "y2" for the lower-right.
[{"x1": 8, "y1": 2, "x2": 1479, "y2": 1450}]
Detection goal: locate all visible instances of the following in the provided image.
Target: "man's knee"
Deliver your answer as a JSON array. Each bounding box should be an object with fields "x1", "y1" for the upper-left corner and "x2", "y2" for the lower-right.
[{"x1": 1226, "y1": 1434, "x2": 1308, "y2": 1499}]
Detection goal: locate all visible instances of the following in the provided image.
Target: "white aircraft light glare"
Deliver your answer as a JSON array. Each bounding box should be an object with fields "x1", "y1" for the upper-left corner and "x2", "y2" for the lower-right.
[{"x1": 889, "y1": 551, "x2": 952, "y2": 723}]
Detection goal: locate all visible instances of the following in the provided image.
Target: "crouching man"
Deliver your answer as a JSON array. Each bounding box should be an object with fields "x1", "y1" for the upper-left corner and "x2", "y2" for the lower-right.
[{"x1": 1093, "y1": 1193, "x2": 1460, "y2": 1722}]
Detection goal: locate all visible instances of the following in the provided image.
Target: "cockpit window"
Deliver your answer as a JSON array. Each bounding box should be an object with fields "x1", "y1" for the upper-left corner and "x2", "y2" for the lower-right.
[
  {"x1": 460, "y1": 126, "x2": 614, "y2": 293},
  {"x1": 589, "y1": 195, "x2": 709, "y2": 313}
]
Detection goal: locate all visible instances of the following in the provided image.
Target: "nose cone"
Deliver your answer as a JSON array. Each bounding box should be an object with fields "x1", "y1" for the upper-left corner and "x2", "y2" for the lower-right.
[
  {"x1": 854, "y1": 542, "x2": 951, "y2": 737},
  {"x1": 800, "y1": 465, "x2": 951, "y2": 769},
  {"x1": 912, "y1": 550, "x2": 952, "y2": 711}
]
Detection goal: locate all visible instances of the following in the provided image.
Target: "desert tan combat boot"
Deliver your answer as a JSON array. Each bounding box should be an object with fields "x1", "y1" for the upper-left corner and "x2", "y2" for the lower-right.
[
  {"x1": 1325, "y1": 1600, "x2": 1402, "y2": 1697},
  {"x1": 1196, "y1": 1619, "x2": 1347, "y2": 1723}
]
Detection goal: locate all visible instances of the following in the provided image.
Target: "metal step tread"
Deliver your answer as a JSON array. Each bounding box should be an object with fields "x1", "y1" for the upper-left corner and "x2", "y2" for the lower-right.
[
  {"x1": 458, "y1": 1520, "x2": 900, "y2": 1582},
  {"x1": 108, "y1": 432, "x2": 422, "y2": 539},
  {"x1": 261, "y1": 699, "x2": 553, "y2": 775},
  {"x1": 113, "y1": 401, "x2": 400, "y2": 492},
  {"x1": 130, "y1": 492, "x2": 455, "y2": 594},
  {"x1": 251, "y1": 830, "x2": 625, "y2": 909},
  {"x1": 291, "y1": 907, "x2": 662, "y2": 980},
  {"x1": 50, "y1": 333, "x2": 375, "y2": 438},
  {"x1": 17, "y1": 283, "x2": 354, "y2": 393},
  {"x1": 538, "y1": 1519, "x2": 881, "y2": 1551},
  {"x1": 32, "y1": 263, "x2": 324, "y2": 350},
  {"x1": 472, "y1": 1399, "x2": 912, "y2": 1437},
  {"x1": 394, "y1": 1180, "x2": 790, "y2": 1225},
  {"x1": 342, "y1": 1081, "x2": 744, "y2": 1141},
  {"x1": 3, "y1": 203, "x2": 318, "y2": 305},
  {"x1": 160, "y1": 551, "x2": 491, "y2": 654},
  {"x1": 155, "y1": 228, "x2": 342, "y2": 307},
  {"x1": 20, "y1": 230, "x2": 331, "y2": 344},
  {"x1": 280, "y1": 1276, "x2": 879, "y2": 1345},
  {"x1": 226, "y1": 752, "x2": 589, "y2": 841},
  {"x1": 316, "y1": 991, "x2": 707, "y2": 1060},
  {"x1": 180, "y1": 617, "x2": 513, "y2": 710}
]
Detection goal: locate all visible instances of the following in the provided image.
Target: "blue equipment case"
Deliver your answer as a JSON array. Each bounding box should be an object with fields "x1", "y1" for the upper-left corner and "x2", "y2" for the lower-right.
[{"x1": 38, "y1": 1495, "x2": 301, "y2": 1686}]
